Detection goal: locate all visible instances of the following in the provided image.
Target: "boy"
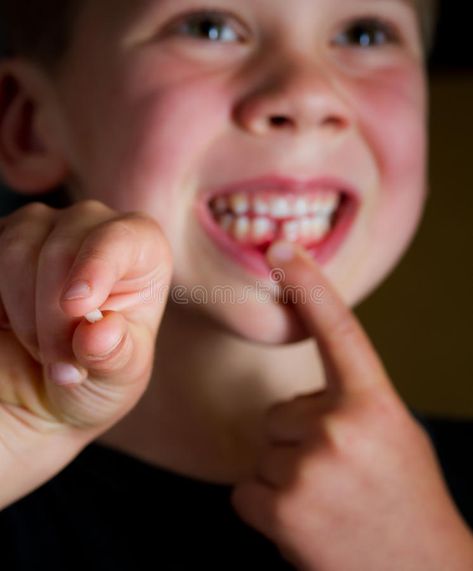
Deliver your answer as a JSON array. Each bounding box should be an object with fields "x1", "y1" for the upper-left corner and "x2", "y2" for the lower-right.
[{"x1": 0, "y1": 0, "x2": 472, "y2": 569}]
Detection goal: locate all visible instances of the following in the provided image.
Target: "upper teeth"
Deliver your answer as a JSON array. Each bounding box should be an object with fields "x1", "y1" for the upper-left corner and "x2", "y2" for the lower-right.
[
  {"x1": 254, "y1": 197, "x2": 270, "y2": 216},
  {"x1": 210, "y1": 190, "x2": 340, "y2": 219},
  {"x1": 229, "y1": 193, "x2": 250, "y2": 215}
]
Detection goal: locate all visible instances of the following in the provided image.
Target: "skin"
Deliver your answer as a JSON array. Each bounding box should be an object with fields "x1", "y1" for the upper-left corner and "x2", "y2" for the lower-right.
[
  {"x1": 9, "y1": 0, "x2": 428, "y2": 481},
  {"x1": 1, "y1": 0, "x2": 472, "y2": 566},
  {"x1": 232, "y1": 241, "x2": 473, "y2": 569}
]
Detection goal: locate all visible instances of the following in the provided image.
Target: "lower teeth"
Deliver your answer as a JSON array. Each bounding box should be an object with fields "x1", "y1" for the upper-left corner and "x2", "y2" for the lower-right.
[{"x1": 214, "y1": 212, "x2": 334, "y2": 246}]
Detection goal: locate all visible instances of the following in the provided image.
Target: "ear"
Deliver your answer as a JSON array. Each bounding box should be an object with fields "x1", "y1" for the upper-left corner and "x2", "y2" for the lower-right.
[{"x1": 0, "y1": 58, "x2": 70, "y2": 195}]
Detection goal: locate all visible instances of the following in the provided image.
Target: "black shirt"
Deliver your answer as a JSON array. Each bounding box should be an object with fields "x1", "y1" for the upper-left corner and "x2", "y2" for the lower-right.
[{"x1": 1, "y1": 409, "x2": 472, "y2": 571}]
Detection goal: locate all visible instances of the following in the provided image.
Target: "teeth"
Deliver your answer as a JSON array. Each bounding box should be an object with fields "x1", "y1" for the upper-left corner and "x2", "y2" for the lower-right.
[
  {"x1": 216, "y1": 214, "x2": 332, "y2": 245},
  {"x1": 211, "y1": 190, "x2": 342, "y2": 218},
  {"x1": 232, "y1": 216, "x2": 250, "y2": 241},
  {"x1": 280, "y1": 215, "x2": 331, "y2": 243},
  {"x1": 270, "y1": 197, "x2": 291, "y2": 219},
  {"x1": 253, "y1": 197, "x2": 270, "y2": 216},
  {"x1": 210, "y1": 190, "x2": 342, "y2": 245},
  {"x1": 252, "y1": 217, "x2": 275, "y2": 241},
  {"x1": 319, "y1": 191, "x2": 341, "y2": 215},
  {"x1": 308, "y1": 214, "x2": 330, "y2": 240},
  {"x1": 308, "y1": 196, "x2": 325, "y2": 214},
  {"x1": 306, "y1": 195, "x2": 340, "y2": 216},
  {"x1": 293, "y1": 197, "x2": 309, "y2": 217},
  {"x1": 281, "y1": 220, "x2": 300, "y2": 241},
  {"x1": 229, "y1": 193, "x2": 249, "y2": 215},
  {"x1": 300, "y1": 217, "x2": 312, "y2": 239}
]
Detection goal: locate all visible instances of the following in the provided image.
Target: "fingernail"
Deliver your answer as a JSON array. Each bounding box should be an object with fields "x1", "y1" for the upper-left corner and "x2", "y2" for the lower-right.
[
  {"x1": 47, "y1": 362, "x2": 84, "y2": 386},
  {"x1": 87, "y1": 332, "x2": 125, "y2": 360},
  {"x1": 62, "y1": 280, "x2": 92, "y2": 301},
  {"x1": 267, "y1": 241, "x2": 296, "y2": 263}
]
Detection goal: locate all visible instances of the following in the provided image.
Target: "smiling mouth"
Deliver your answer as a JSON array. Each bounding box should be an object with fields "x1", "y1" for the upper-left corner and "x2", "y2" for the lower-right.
[
  {"x1": 198, "y1": 181, "x2": 359, "y2": 277},
  {"x1": 208, "y1": 189, "x2": 347, "y2": 253}
]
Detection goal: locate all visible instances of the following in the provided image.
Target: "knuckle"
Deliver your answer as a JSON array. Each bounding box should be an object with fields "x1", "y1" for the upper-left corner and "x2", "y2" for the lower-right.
[
  {"x1": 0, "y1": 204, "x2": 54, "y2": 263},
  {"x1": 107, "y1": 218, "x2": 136, "y2": 241},
  {"x1": 88, "y1": 217, "x2": 136, "y2": 246},
  {"x1": 127, "y1": 211, "x2": 168, "y2": 242},
  {"x1": 113, "y1": 213, "x2": 173, "y2": 274},
  {"x1": 124, "y1": 209, "x2": 156, "y2": 226},
  {"x1": 55, "y1": 201, "x2": 113, "y2": 233},
  {"x1": 74, "y1": 199, "x2": 111, "y2": 214},
  {"x1": 19, "y1": 201, "x2": 52, "y2": 218},
  {"x1": 323, "y1": 412, "x2": 377, "y2": 462},
  {"x1": 322, "y1": 415, "x2": 355, "y2": 455}
]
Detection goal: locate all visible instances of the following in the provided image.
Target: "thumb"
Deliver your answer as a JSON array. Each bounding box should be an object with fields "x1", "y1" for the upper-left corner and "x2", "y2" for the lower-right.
[{"x1": 46, "y1": 276, "x2": 173, "y2": 433}]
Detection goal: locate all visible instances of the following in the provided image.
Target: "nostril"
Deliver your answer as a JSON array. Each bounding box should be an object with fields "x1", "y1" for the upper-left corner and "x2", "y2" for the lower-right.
[{"x1": 269, "y1": 115, "x2": 292, "y2": 127}]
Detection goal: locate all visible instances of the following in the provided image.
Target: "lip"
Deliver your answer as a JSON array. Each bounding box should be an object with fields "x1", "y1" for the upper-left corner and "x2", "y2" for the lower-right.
[
  {"x1": 201, "y1": 175, "x2": 361, "y2": 203},
  {"x1": 196, "y1": 175, "x2": 361, "y2": 278}
]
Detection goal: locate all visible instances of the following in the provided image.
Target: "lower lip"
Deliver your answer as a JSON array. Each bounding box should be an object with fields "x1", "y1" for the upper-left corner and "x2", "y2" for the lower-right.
[{"x1": 196, "y1": 194, "x2": 359, "y2": 278}]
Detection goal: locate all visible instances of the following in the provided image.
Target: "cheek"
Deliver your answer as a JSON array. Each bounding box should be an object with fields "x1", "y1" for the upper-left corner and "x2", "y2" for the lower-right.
[
  {"x1": 130, "y1": 83, "x2": 227, "y2": 181},
  {"x1": 92, "y1": 78, "x2": 230, "y2": 214},
  {"x1": 354, "y1": 66, "x2": 427, "y2": 236},
  {"x1": 104, "y1": 79, "x2": 237, "y2": 273}
]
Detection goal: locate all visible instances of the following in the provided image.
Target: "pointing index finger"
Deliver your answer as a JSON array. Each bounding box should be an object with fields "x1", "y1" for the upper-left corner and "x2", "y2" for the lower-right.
[{"x1": 266, "y1": 240, "x2": 391, "y2": 399}]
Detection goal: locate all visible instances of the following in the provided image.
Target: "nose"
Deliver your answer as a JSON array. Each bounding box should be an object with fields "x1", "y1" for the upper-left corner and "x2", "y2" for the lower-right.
[{"x1": 233, "y1": 58, "x2": 352, "y2": 137}]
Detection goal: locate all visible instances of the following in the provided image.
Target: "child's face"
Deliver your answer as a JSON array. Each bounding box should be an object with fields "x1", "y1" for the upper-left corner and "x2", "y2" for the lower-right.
[{"x1": 54, "y1": 0, "x2": 428, "y2": 343}]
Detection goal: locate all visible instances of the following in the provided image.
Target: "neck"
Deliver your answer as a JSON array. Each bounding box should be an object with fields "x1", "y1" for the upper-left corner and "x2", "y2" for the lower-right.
[{"x1": 97, "y1": 302, "x2": 325, "y2": 484}]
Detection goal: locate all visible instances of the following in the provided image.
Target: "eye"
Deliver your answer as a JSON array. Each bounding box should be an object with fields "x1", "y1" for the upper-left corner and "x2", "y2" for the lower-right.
[
  {"x1": 333, "y1": 18, "x2": 400, "y2": 48},
  {"x1": 163, "y1": 10, "x2": 248, "y2": 43}
]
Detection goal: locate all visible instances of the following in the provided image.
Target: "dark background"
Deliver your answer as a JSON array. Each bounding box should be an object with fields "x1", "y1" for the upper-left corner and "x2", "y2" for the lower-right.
[{"x1": 428, "y1": 1, "x2": 472, "y2": 72}]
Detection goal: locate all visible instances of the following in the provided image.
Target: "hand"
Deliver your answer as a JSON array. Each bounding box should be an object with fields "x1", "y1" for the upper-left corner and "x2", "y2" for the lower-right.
[
  {"x1": 0, "y1": 200, "x2": 172, "y2": 509},
  {"x1": 230, "y1": 240, "x2": 473, "y2": 571}
]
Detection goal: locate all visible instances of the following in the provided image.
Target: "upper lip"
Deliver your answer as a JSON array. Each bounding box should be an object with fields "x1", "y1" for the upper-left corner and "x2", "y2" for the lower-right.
[{"x1": 204, "y1": 175, "x2": 360, "y2": 204}]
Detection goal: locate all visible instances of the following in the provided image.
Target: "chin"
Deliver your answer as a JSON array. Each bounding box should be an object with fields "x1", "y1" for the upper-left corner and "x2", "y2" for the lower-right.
[{"x1": 207, "y1": 299, "x2": 312, "y2": 346}]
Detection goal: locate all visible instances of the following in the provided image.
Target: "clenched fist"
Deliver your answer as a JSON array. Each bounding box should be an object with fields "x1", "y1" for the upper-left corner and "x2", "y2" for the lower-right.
[{"x1": 0, "y1": 200, "x2": 173, "y2": 509}]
